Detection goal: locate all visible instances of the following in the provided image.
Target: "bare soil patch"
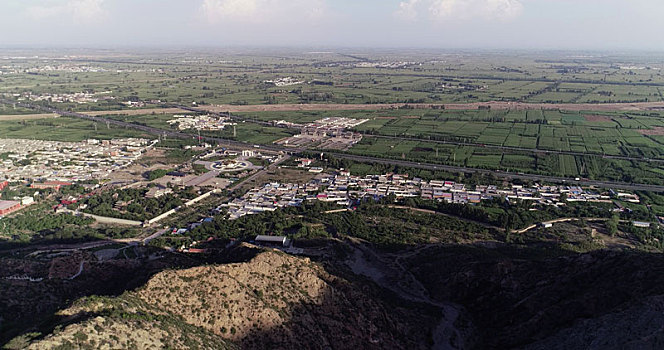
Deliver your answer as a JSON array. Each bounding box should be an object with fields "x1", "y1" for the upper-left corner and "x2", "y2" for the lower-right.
[
  {"x1": 638, "y1": 127, "x2": 664, "y2": 136},
  {"x1": 87, "y1": 108, "x2": 186, "y2": 116},
  {"x1": 583, "y1": 114, "x2": 614, "y2": 122},
  {"x1": 0, "y1": 113, "x2": 58, "y2": 121}
]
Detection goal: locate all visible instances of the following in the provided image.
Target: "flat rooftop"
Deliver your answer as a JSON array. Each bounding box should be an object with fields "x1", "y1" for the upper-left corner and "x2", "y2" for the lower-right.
[{"x1": 0, "y1": 200, "x2": 20, "y2": 210}]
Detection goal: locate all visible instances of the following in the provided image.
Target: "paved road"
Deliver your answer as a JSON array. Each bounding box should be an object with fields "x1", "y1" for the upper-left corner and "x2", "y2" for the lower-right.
[
  {"x1": 328, "y1": 153, "x2": 664, "y2": 193},
  {"x1": 68, "y1": 261, "x2": 85, "y2": 280},
  {"x1": 227, "y1": 155, "x2": 291, "y2": 192},
  {"x1": 143, "y1": 227, "x2": 171, "y2": 245}
]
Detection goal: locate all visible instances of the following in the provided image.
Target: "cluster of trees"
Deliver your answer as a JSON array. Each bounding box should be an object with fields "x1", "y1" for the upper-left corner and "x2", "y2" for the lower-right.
[
  {"x1": 80, "y1": 188, "x2": 184, "y2": 221},
  {"x1": 620, "y1": 223, "x2": 664, "y2": 250},
  {"x1": 400, "y1": 196, "x2": 616, "y2": 231},
  {"x1": 163, "y1": 197, "x2": 497, "y2": 248},
  {"x1": 37, "y1": 226, "x2": 138, "y2": 242},
  {"x1": 183, "y1": 202, "x2": 338, "y2": 244},
  {"x1": 147, "y1": 169, "x2": 171, "y2": 181},
  {"x1": 1, "y1": 212, "x2": 94, "y2": 235}
]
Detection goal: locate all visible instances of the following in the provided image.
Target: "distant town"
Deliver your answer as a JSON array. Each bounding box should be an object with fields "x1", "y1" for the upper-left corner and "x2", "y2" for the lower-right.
[{"x1": 0, "y1": 138, "x2": 155, "y2": 182}]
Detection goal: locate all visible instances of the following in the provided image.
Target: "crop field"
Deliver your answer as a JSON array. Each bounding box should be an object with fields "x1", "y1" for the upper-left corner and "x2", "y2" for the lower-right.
[
  {"x1": 217, "y1": 105, "x2": 664, "y2": 183},
  {"x1": 343, "y1": 109, "x2": 664, "y2": 157},
  {"x1": 2, "y1": 49, "x2": 664, "y2": 183},
  {"x1": 349, "y1": 137, "x2": 664, "y2": 183},
  {"x1": 251, "y1": 108, "x2": 664, "y2": 157},
  {"x1": 106, "y1": 113, "x2": 296, "y2": 145},
  {"x1": 0, "y1": 116, "x2": 150, "y2": 142},
  {"x1": 1, "y1": 50, "x2": 664, "y2": 110}
]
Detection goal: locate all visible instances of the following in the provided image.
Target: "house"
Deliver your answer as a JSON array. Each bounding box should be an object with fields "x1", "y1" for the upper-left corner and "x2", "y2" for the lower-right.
[
  {"x1": 21, "y1": 197, "x2": 34, "y2": 206},
  {"x1": 633, "y1": 221, "x2": 651, "y2": 228},
  {"x1": 297, "y1": 158, "x2": 314, "y2": 167},
  {"x1": 0, "y1": 200, "x2": 21, "y2": 215},
  {"x1": 186, "y1": 248, "x2": 207, "y2": 254},
  {"x1": 255, "y1": 235, "x2": 288, "y2": 247},
  {"x1": 0, "y1": 181, "x2": 8, "y2": 191},
  {"x1": 167, "y1": 171, "x2": 187, "y2": 177},
  {"x1": 31, "y1": 181, "x2": 72, "y2": 191},
  {"x1": 145, "y1": 186, "x2": 173, "y2": 199},
  {"x1": 60, "y1": 196, "x2": 77, "y2": 205}
]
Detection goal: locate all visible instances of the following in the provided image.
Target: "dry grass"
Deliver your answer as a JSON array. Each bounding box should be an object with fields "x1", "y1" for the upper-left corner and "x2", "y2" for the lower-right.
[
  {"x1": 0, "y1": 113, "x2": 58, "y2": 121},
  {"x1": 638, "y1": 127, "x2": 664, "y2": 135}
]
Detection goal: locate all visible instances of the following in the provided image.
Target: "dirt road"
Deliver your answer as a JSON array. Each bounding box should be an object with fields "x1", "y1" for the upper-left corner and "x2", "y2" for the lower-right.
[
  {"x1": 3, "y1": 101, "x2": 664, "y2": 121},
  {"x1": 199, "y1": 101, "x2": 664, "y2": 113},
  {"x1": 345, "y1": 241, "x2": 470, "y2": 350},
  {"x1": 0, "y1": 113, "x2": 59, "y2": 121}
]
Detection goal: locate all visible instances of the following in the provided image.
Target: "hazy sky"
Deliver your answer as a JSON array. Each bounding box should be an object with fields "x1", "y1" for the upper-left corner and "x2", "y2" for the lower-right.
[{"x1": 0, "y1": 0, "x2": 663, "y2": 50}]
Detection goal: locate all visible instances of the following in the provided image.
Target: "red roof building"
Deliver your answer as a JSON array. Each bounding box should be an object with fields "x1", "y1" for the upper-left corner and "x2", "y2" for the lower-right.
[
  {"x1": 0, "y1": 200, "x2": 21, "y2": 215},
  {"x1": 31, "y1": 181, "x2": 73, "y2": 191}
]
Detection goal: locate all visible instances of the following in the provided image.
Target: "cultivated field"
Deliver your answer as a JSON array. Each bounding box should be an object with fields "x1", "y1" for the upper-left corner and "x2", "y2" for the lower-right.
[
  {"x1": 0, "y1": 113, "x2": 59, "y2": 121},
  {"x1": 2, "y1": 49, "x2": 664, "y2": 183}
]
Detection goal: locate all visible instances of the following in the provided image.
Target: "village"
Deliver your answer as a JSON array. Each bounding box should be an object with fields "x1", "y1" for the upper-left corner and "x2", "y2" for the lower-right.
[
  {"x1": 275, "y1": 117, "x2": 366, "y2": 150},
  {"x1": 0, "y1": 138, "x2": 156, "y2": 182},
  {"x1": 15, "y1": 91, "x2": 115, "y2": 104},
  {"x1": 217, "y1": 167, "x2": 639, "y2": 221},
  {"x1": 0, "y1": 134, "x2": 652, "y2": 242},
  {"x1": 167, "y1": 114, "x2": 235, "y2": 131},
  {"x1": 262, "y1": 77, "x2": 305, "y2": 87}
]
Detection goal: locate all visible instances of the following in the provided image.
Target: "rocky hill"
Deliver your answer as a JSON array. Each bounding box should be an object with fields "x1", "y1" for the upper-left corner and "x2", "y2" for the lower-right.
[
  {"x1": 7, "y1": 294, "x2": 236, "y2": 350},
  {"x1": 8, "y1": 244, "x2": 437, "y2": 349},
  {"x1": 7, "y1": 241, "x2": 664, "y2": 350}
]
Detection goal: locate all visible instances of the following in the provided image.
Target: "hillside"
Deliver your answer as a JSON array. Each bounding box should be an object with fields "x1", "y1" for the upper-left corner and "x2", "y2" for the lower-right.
[
  {"x1": 9, "y1": 244, "x2": 438, "y2": 349},
  {"x1": 6, "y1": 295, "x2": 236, "y2": 350},
  {"x1": 8, "y1": 241, "x2": 664, "y2": 350},
  {"x1": 403, "y1": 245, "x2": 664, "y2": 349}
]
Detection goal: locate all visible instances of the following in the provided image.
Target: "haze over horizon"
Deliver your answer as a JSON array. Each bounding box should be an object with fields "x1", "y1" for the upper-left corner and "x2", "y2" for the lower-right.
[{"x1": 0, "y1": 0, "x2": 663, "y2": 51}]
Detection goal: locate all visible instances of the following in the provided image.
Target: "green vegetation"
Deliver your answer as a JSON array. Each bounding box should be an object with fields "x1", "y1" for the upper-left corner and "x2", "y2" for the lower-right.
[
  {"x1": 3, "y1": 51, "x2": 664, "y2": 183},
  {"x1": 0, "y1": 206, "x2": 94, "y2": 242},
  {"x1": 3, "y1": 51, "x2": 664, "y2": 107},
  {"x1": 77, "y1": 187, "x2": 187, "y2": 221},
  {"x1": 0, "y1": 116, "x2": 149, "y2": 142},
  {"x1": 147, "y1": 168, "x2": 171, "y2": 181}
]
